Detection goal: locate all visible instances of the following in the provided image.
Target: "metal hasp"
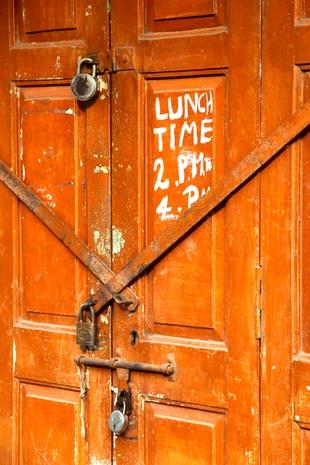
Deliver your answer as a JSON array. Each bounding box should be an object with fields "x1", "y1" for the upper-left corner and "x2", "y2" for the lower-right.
[{"x1": 75, "y1": 355, "x2": 175, "y2": 378}]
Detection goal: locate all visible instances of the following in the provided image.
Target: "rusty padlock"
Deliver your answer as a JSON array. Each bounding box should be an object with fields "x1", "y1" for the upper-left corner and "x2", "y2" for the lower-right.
[{"x1": 76, "y1": 300, "x2": 97, "y2": 351}]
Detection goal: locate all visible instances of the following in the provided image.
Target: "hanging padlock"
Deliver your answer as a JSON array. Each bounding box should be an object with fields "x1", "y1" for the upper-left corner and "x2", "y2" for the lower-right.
[
  {"x1": 109, "y1": 398, "x2": 129, "y2": 436},
  {"x1": 76, "y1": 300, "x2": 97, "y2": 351},
  {"x1": 70, "y1": 58, "x2": 99, "y2": 102}
]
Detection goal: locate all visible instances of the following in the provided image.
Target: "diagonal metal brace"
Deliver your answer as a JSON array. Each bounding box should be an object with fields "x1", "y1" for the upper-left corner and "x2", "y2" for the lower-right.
[
  {"x1": 0, "y1": 159, "x2": 139, "y2": 312},
  {"x1": 89, "y1": 101, "x2": 310, "y2": 311}
]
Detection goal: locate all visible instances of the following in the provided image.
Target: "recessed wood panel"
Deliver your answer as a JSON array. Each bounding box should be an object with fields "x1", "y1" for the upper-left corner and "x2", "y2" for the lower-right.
[
  {"x1": 300, "y1": 72, "x2": 310, "y2": 354},
  {"x1": 16, "y1": 86, "x2": 86, "y2": 317},
  {"x1": 304, "y1": 0, "x2": 310, "y2": 18},
  {"x1": 293, "y1": 360, "x2": 310, "y2": 421},
  {"x1": 146, "y1": 0, "x2": 225, "y2": 32},
  {"x1": 301, "y1": 427, "x2": 310, "y2": 465},
  {"x1": 154, "y1": 0, "x2": 215, "y2": 20},
  {"x1": 145, "y1": 76, "x2": 225, "y2": 340},
  {"x1": 19, "y1": 383, "x2": 81, "y2": 465},
  {"x1": 21, "y1": 0, "x2": 76, "y2": 33},
  {"x1": 145, "y1": 403, "x2": 224, "y2": 465}
]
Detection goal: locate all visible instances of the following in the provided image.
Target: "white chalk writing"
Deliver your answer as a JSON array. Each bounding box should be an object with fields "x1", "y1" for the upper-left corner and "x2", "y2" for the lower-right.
[{"x1": 152, "y1": 89, "x2": 215, "y2": 221}]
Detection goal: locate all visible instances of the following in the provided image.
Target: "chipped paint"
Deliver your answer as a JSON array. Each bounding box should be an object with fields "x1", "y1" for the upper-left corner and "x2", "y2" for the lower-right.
[
  {"x1": 93, "y1": 229, "x2": 110, "y2": 257},
  {"x1": 100, "y1": 313, "x2": 109, "y2": 325},
  {"x1": 93, "y1": 164, "x2": 109, "y2": 174},
  {"x1": 145, "y1": 392, "x2": 165, "y2": 399},
  {"x1": 90, "y1": 456, "x2": 111, "y2": 465},
  {"x1": 93, "y1": 153, "x2": 105, "y2": 160},
  {"x1": 22, "y1": 164, "x2": 26, "y2": 181},
  {"x1": 54, "y1": 55, "x2": 62, "y2": 71},
  {"x1": 245, "y1": 450, "x2": 255, "y2": 464},
  {"x1": 64, "y1": 108, "x2": 74, "y2": 115},
  {"x1": 112, "y1": 227, "x2": 125, "y2": 255},
  {"x1": 97, "y1": 76, "x2": 108, "y2": 92},
  {"x1": 40, "y1": 192, "x2": 56, "y2": 209},
  {"x1": 85, "y1": 4, "x2": 93, "y2": 15}
]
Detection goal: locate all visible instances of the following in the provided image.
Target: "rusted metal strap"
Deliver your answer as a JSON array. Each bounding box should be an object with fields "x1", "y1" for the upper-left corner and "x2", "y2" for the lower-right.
[
  {"x1": 91, "y1": 102, "x2": 310, "y2": 311},
  {"x1": 0, "y1": 159, "x2": 139, "y2": 312},
  {"x1": 76, "y1": 356, "x2": 175, "y2": 377}
]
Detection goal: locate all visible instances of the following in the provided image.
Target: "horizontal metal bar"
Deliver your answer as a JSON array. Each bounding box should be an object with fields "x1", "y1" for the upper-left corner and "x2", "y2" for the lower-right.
[{"x1": 76, "y1": 356, "x2": 175, "y2": 377}]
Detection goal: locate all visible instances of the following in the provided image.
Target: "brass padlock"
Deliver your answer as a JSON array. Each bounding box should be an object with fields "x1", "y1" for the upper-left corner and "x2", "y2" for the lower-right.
[
  {"x1": 70, "y1": 58, "x2": 98, "y2": 102},
  {"x1": 76, "y1": 300, "x2": 97, "y2": 351}
]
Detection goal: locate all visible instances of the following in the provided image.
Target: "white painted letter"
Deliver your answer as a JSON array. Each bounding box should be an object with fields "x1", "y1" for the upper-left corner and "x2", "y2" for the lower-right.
[
  {"x1": 179, "y1": 121, "x2": 198, "y2": 147},
  {"x1": 205, "y1": 90, "x2": 214, "y2": 114},
  {"x1": 184, "y1": 92, "x2": 199, "y2": 119},
  {"x1": 154, "y1": 158, "x2": 169, "y2": 191},
  {"x1": 155, "y1": 97, "x2": 168, "y2": 121},
  {"x1": 168, "y1": 96, "x2": 183, "y2": 120},
  {"x1": 156, "y1": 195, "x2": 177, "y2": 220},
  {"x1": 177, "y1": 152, "x2": 190, "y2": 185},
  {"x1": 183, "y1": 185, "x2": 200, "y2": 209},
  {"x1": 200, "y1": 118, "x2": 213, "y2": 144},
  {"x1": 153, "y1": 127, "x2": 167, "y2": 152}
]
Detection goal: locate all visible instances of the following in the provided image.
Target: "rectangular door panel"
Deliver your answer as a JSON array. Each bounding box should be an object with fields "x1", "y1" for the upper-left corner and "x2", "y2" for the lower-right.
[
  {"x1": 18, "y1": 383, "x2": 85, "y2": 465},
  {"x1": 144, "y1": 402, "x2": 224, "y2": 465}
]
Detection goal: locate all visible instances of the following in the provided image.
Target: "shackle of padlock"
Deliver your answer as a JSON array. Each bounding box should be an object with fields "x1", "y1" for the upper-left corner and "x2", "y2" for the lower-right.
[
  {"x1": 70, "y1": 58, "x2": 99, "y2": 102},
  {"x1": 76, "y1": 299, "x2": 98, "y2": 351}
]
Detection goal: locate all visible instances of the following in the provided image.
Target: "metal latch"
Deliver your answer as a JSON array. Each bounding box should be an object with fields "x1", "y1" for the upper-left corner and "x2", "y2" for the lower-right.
[{"x1": 75, "y1": 355, "x2": 175, "y2": 379}]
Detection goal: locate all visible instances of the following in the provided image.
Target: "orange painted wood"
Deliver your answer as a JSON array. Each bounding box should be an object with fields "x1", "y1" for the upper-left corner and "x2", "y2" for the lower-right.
[
  {"x1": 93, "y1": 101, "x2": 310, "y2": 310},
  {"x1": 0, "y1": 1, "x2": 13, "y2": 462},
  {"x1": 0, "y1": 157, "x2": 138, "y2": 309},
  {"x1": 2, "y1": 1, "x2": 113, "y2": 464},
  {"x1": 1, "y1": 1, "x2": 309, "y2": 464},
  {"x1": 110, "y1": 1, "x2": 261, "y2": 464}
]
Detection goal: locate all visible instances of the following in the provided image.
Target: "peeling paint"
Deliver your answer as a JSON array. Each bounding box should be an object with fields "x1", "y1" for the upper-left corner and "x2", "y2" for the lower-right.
[
  {"x1": 100, "y1": 313, "x2": 109, "y2": 325},
  {"x1": 112, "y1": 227, "x2": 125, "y2": 255},
  {"x1": 42, "y1": 192, "x2": 56, "y2": 209},
  {"x1": 245, "y1": 450, "x2": 255, "y2": 464},
  {"x1": 90, "y1": 454, "x2": 110, "y2": 465},
  {"x1": 93, "y1": 164, "x2": 109, "y2": 174},
  {"x1": 54, "y1": 55, "x2": 62, "y2": 71},
  {"x1": 145, "y1": 392, "x2": 165, "y2": 399},
  {"x1": 93, "y1": 229, "x2": 110, "y2": 257},
  {"x1": 97, "y1": 76, "x2": 108, "y2": 92},
  {"x1": 85, "y1": 4, "x2": 93, "y2": 15},
  {"x1": 22, "y1": 164, "x2": 26, "y2": 181}
]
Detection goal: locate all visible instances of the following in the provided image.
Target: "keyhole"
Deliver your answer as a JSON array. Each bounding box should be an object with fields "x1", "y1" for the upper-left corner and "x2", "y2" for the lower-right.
[{"x1": 130, "y1": 330, "x2": 139, "y2": 345}]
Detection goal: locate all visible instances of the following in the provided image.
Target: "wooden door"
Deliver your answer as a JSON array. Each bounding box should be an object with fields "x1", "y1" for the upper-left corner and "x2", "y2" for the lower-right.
[
  {"x1": 110, "y1": 1, "x2": 261, "y2": 464},
  {"x1": 1, "y1": 1, "x2": 309, "y2": 465},
  {"x1": 0, "y1": 1, "x2": 113, "y2": 464},
  {"x1": 261, "y1": 2, "x2": 310, "y2": 463}
]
